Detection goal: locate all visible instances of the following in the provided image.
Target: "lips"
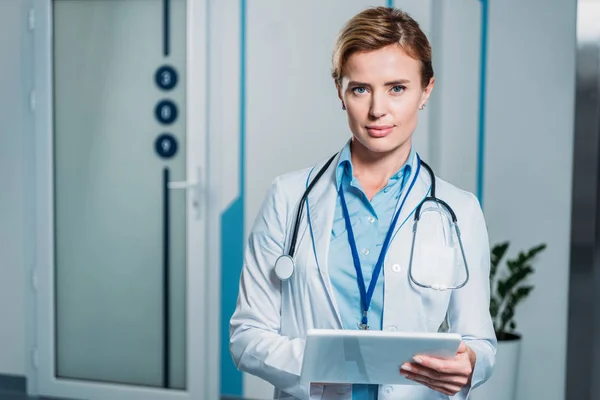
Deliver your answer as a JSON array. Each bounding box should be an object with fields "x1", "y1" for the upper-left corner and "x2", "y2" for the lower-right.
[{"x1": 366, "y1": 125, "x2": 394, "y2": 138}]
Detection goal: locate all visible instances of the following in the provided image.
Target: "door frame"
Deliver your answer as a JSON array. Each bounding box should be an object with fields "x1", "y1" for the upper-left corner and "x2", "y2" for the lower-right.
[{"x1": 27, "y1": 1, "x2": 217, "y2": 399}]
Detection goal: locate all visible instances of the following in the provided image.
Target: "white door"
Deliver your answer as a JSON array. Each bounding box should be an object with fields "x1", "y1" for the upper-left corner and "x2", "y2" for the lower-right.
[{"x1": 29, "y1": 1, "x2": 215, "y2": 399}]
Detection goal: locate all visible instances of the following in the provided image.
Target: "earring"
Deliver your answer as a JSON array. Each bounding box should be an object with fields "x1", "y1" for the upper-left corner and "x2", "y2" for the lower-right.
[
  {"x1": 419, "y1": 103, "x2": 426, "y2": 110},
  {"x1": 342, "y1": 104, "x2": 346, "y2": 110}
]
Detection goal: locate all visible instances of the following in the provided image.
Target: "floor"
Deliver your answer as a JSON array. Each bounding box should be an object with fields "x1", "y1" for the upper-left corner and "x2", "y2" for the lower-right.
[
  {"x1": 0, "y1": 375, "x2": 251, "y2": 400},
  {"x1": 0, "y1": 375, "x2": 62, "y2": 399},
  {"x1": 0, "y1": 394, "x2": 58, "y2": 400}
]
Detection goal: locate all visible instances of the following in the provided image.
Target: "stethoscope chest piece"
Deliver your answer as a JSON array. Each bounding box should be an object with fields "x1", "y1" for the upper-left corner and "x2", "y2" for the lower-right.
[{"x1": 274, "y1": 255, "x2": 295, "y2": 281}]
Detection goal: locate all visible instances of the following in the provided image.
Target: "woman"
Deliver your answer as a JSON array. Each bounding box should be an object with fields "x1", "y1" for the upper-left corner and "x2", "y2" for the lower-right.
[{"x1": 230, "y1": 6, "x2": 496, "y2": 400}]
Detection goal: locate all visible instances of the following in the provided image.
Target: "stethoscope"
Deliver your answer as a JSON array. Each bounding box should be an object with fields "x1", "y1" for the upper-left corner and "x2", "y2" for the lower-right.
[{"x1": 273, "y1": 152, "x2": 470, "y2": 292}]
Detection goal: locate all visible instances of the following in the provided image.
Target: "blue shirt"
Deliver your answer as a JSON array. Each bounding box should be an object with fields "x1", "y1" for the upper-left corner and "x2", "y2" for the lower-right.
[{"x1": 328, "y1": 143, "x2": 414, "y2": 400}]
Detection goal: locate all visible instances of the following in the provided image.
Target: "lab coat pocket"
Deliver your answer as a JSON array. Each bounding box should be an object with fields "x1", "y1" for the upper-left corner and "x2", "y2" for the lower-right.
[
  {"x1": 416, "y1": 244, "x2": 455, "y2": 326},
  {"x1": 419, "y1": 289, "x2": 451, "y2": 329}
]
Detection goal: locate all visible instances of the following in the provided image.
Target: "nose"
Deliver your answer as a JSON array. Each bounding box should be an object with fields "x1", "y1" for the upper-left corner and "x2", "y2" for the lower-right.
[{"x1": 369, "y1": 91, "x2": 388, "y2": 119}]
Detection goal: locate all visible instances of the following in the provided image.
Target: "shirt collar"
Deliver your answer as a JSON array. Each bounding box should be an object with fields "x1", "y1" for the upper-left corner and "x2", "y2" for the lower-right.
[{"x1": 335, "y1": 141, "x2": 415, "y2": 189}]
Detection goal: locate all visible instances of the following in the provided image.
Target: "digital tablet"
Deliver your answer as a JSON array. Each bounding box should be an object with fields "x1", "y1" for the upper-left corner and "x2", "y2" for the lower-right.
[{"x1": 300, "y1": 329, "x2": 462, "y2": 385}]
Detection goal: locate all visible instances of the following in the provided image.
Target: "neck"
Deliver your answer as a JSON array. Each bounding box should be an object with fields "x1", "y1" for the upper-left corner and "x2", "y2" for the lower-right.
[{"x1": 349, "y1": 139, "x2": 412, "y2": 198}]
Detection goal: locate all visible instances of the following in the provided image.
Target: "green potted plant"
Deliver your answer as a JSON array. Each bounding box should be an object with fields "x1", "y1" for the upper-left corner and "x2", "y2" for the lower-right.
[
  {"x1": 472, "y1": 241, "x2": 546, "y2": 400},
  {"x1": 490, "y1": 241, "x2": 546, "y2": 340}
]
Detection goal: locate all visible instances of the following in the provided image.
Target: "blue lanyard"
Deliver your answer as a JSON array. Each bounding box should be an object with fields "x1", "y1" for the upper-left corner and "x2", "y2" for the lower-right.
[{"x1": 338, "y1": 159, "x2": 421, "y2": 329}]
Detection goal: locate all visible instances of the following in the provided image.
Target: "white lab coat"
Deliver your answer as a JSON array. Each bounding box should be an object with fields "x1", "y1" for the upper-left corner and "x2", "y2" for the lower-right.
[{"x1": 230, "y1": 150, "x2": 497, "y2": 400}]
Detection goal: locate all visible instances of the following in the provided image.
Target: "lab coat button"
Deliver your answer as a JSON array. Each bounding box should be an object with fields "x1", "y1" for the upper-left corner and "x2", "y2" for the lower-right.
[
  {"x1": 392, "y1": 264, "x2": 401, "y2": 272},
  {"x1": 384, "y1": 386, "x2": 394, "y2": 394},
  {"x1": 387, "y1": 325, "x2": 397, "y2": 331}
]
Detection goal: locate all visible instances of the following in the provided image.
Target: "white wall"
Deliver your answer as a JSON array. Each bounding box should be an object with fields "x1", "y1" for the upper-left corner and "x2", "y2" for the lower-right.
[
  {"x1": 429, "y1": 0, "x2": 482, "y2": 194},
  {"x1": 0, "y1": 0, "x2": 29, "y2": 377},
  {"x1": 482, "y1": 1, "x2": 576, "y2": 399}
]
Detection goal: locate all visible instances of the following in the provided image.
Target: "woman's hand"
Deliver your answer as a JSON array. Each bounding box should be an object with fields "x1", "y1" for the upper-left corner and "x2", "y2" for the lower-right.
[{"x1": 399, "y1": 342, "x2": 476, "y2": 396}]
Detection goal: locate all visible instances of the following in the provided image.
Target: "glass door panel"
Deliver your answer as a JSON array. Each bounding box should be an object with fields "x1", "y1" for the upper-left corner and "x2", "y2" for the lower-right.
[{"x1": 53, "y1": 0, "x2": 187, "y2": 389}]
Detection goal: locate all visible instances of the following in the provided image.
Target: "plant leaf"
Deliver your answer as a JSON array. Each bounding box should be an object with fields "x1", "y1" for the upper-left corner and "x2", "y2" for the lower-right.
[
  {"x1": 508, "y1": 259, "x2": 519, "y2": 274},
  {"x1": 500, "y1": 304, "x2": 515, "y2": 334},
  {"x1": 497, "y1": 266, "x2": 534, "y2": 298},
  {"x1": 490, "y1": 242, "x2": 509, "y2": 280},
  {"x1": 527, "y1": 244, "x2": 547, "y2": 259},
  {"x1": 490, "y1": 297, "x2": 499, "y2": 320},
  {"x1": 513, "y1": 285, "x2": 534, "y2": 302},
  {"x1": 490, "y1": 242, "x2": 546, "y2": 335},
  {"x1": 499, "y1": 285, "x2": 533, "y2": 333},
  {"x1": 509, "y1": 244, "x2": 547, "y2": 274}
]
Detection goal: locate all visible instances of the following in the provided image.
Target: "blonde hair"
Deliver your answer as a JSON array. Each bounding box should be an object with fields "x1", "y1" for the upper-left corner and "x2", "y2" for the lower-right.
[{"x1": 331, "y1": 7, "x2": 434, "y2": 88}]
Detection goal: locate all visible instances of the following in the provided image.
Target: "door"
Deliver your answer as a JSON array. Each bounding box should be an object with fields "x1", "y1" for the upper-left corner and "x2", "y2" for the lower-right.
[
  {"x1": 568, "y1": 1, "x2": 600, "y2": 399},
  {"x1": 30, "y1": 1, "x2": 212, "y2": 399}
]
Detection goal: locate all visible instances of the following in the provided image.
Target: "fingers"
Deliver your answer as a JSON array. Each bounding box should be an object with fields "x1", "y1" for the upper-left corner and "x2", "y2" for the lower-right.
[
  {"x1": 395, "y1": 342, "x2": 475, "y2": 396},
  {"x1": 413, "y1": 375, "x2": 463, "y2": 396},
  {"x1": 401, "y1": 362, "x2": 469, "y2": 386},
  {"x1": 401, "y1": 364, "x2": 465, "y2": 396},
  {"x1": 399, "y1": 351, "x2": 473, "y2": 396},
  {"x1": 408, "y1": 353, "x2": 473, "y2": 378}
]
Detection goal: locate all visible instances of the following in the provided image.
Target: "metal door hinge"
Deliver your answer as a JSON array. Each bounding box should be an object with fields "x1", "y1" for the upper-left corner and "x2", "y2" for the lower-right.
[{"x1": 28, "y1": 8, "x2": 35, "y2": 31}]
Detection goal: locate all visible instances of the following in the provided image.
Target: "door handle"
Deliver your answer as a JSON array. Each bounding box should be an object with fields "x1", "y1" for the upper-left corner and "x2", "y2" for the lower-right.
[{"x1": 167, "y1": 165, "x2": 202, "y2": 219}]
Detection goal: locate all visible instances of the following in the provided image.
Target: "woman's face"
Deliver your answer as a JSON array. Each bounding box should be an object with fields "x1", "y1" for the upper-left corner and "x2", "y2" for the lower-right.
[{"x1": 337, "y1": 44, "x2": 434, "y2": 157}]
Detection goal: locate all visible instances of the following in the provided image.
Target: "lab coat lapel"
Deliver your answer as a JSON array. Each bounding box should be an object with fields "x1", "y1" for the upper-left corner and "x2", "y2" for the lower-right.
[
  {"x1": 393, "y1": 155, "x2": 431, "y2": 238},
  {"x1": 385, "y1": 157, "x2": 432, "y2": 330},
  {"x1": 306, "y1": 153, "x2": 343, "y2": 327}
]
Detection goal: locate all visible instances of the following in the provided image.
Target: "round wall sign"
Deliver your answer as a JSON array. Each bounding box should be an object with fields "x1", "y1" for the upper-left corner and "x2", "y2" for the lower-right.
[
  {"x1": 155, "y1": 100, "x2": 178, "y2": 125},
  {"x1": 155, "y1": 65, "x2": 178, "y2": 90},
  {"x1": 155, "y1": 133, "x2": 178, "y2": 159}
]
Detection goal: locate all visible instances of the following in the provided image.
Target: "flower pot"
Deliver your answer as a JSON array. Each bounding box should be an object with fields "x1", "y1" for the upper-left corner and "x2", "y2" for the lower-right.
[{"x1": 471, "y1": 333, "x2": 521, "y2": 400}]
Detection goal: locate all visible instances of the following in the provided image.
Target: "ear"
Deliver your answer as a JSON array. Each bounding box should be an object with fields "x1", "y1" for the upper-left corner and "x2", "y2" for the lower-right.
[{"x1": 419, "y1": 77, "x2": 435, "y2": 108}]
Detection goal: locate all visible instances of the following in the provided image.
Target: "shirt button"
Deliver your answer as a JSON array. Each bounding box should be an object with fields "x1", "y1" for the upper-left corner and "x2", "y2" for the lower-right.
[
  {"x1": 387, "y1": 325, "x2": 398, "y2": 331},
  {"x1": 391, "y1": 264, "x2": 401, "y2": 272},
  {"x1": 384, "y1": 386, "x2": 394, "y2": 394},
  {"x1": 362, "y1": 248, "x2": 370, "y2": 255},
  {"x1": 367, "y1": 216, "x2": 375, "y2": 224}
]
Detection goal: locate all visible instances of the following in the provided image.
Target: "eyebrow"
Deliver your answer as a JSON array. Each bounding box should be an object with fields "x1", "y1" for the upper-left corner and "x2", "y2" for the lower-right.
[{"x1": 347, "y1": 79, "x2": 411, "y2": 87}]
